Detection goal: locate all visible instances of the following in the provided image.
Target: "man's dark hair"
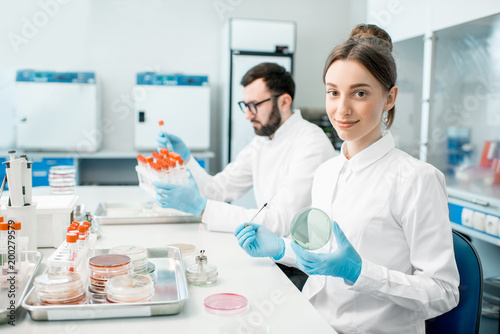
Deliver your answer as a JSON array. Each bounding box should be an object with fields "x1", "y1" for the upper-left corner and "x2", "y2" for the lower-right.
[{"x1": 240, "y1": 62, "x2": 295, "y2": 100}]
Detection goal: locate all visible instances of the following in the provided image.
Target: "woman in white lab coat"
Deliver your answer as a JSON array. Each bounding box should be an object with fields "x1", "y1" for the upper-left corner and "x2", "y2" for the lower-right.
[{"x1": 234, "y1": 24, "x2": 460, "y2": 333}]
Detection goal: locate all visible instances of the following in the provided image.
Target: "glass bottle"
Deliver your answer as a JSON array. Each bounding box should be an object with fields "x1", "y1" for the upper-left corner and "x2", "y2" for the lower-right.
[
  {"x1": 85, "y1": 211, "x2": 102, "y2": 239},
  {"x1": 185, "y1": 250, "x2": 218, "y2": 286}
]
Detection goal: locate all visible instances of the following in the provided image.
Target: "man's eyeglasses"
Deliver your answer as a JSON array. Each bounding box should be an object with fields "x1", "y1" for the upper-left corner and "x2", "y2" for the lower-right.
[{"x1": 238, "y1": 94, "x2": 281, "y2": 115}]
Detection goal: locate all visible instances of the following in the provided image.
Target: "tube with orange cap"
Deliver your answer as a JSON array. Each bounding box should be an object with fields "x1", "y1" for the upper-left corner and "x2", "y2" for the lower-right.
[
  {"x1": 66, "y1": 232, "x2": 78, "y2": 262},
  {"x1": 158, "y1": 120, "x2": 174, "y2": 151}
]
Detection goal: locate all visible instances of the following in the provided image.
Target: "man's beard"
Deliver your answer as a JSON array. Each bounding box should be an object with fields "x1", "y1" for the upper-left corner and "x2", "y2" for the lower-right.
[{"x1": 253, "y1": 101, "x2": 282, "y2": 137}]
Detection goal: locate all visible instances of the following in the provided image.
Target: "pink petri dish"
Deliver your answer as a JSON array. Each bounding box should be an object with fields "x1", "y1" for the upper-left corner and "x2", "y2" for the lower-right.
[{"x1": 204, "y1": 293, "x2": 249, "y2": 316}]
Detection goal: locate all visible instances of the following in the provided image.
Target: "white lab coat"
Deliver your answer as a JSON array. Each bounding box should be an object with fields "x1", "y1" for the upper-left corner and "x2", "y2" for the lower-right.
[
  {"x1": 279, "y1": 131, "x2": 459, "y2": 333},
  {"x1": 187, "y1": 112, "x2": 336, "y2": 236}
]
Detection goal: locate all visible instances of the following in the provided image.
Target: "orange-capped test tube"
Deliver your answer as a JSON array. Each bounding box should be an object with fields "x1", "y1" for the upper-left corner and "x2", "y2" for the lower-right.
[
  {"x1": 160, "y1": 148, "x2": 170, "y2": 158},
  {"x1": 158, "y1": 120, "x2": 174, "y2": 151},
  {"x1": 137, "y1": 154, "x2": 147, "y2": 166},
  {"x1": 152, "y1": 152, "x2": 164, "y2": 162}
]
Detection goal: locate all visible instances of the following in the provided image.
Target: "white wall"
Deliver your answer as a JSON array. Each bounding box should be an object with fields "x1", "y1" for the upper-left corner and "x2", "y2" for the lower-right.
[
  {"x1": 367, "y1": 0, "x2": 500, "y2": 42},
  {"x1": 0, "y1": 0, "x2": 366, "y2": 172}
]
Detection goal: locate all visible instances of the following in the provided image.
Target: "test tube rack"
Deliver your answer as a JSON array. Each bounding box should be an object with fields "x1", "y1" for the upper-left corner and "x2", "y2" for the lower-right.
[
  {"x1": 47, "y1": 234, "x2": 97, "y2": 277},
  {"x1": 136, "y1": 165, "x2": 189, "y2": 195}
]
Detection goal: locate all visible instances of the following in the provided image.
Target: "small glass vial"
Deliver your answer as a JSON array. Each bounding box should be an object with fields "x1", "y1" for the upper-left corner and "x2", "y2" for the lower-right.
[{"x1": 185, "y1": 250, "x2": 218, "y2": 286}]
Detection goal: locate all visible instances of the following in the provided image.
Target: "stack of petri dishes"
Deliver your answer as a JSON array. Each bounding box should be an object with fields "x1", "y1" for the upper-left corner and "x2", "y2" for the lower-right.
[
  {"x1": 48, "y1": 166, "x2": 76, "y2": 195},
  {"x1": 109, "y1": 245, "x2": 148, "y2": 274},
  {"x1": 106, "y1": 274, "x2": 155, "y2": 303},
  {"x1": 34, "y1": 272, "x2": 86, "y2": 305},
  {"x1": 144, "y1": 262, "x2": 157, "y2": 284},
  {"x1": 88, "y1": 254, "x2": 132, "y2": 303}
]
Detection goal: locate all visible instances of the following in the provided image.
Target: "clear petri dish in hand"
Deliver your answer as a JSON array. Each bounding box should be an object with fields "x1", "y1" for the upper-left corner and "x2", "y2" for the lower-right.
[{"x1": 290, "y1": 208, "x2": 332, "y2": 250}]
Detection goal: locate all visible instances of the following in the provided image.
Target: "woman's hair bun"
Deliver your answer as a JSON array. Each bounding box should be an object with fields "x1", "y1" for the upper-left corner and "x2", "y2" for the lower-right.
[{"x1": 349, "y1": 24, "x2": 393, "y2": 52}]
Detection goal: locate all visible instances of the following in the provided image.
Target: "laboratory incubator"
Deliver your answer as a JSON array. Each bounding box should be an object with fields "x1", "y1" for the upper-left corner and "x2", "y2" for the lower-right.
[{"x1": 15, "y1": 70, "x2": 102, "y2": 152}]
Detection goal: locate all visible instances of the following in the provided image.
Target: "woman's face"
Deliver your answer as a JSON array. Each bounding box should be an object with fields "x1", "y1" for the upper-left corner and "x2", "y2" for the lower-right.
[{"x1": 325, "y1": 60, "x2": 397, "y2": 154}]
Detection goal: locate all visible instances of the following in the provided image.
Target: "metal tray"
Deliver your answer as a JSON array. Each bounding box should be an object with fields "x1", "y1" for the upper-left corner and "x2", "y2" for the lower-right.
[
  {"x1": 94, "y1": 201, "x2": 200, "y2": 225},
  {"x1": 0, "y1": 251, "x2": 43, "y2": 324},
  {"x1": 22, "y1": 247, "x2": 189, "y2": 321}
]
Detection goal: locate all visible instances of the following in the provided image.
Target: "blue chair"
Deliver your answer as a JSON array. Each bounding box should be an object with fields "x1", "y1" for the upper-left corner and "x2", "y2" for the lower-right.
[{"x1": 426, "y1": 230, "x2": 483, "y2": 334}]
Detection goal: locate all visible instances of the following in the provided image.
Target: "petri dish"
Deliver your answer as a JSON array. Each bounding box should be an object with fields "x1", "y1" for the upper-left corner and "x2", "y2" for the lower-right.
[
  {"x1": 204, "y1": 293, "x2": 248, "y2": 316},
  {"x1": 106, "y1": 274, "x2": 154, "y2": 303},
  {"x1": 34, "y1": 272, "x2": 86, "y2": 305},
  {"x1": 290, "y1": 208, "x2": 333, "y2": 250},
  {"x1": 109, "y1": 245, "x2": 148, "y2": 273}
]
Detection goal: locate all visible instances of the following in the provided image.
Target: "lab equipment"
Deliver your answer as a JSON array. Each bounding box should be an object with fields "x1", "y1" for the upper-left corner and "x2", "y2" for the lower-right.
[
  {"x1": 158, "y1": 120, "x2": 174, "y2": 152},
  {"x1": 34, "y1": 272, "x2": 86, "y2": 305},
  {"x1": 234, "y1": 223, "x2": 285, "y2": 260},
  {"x1": 105, "y1": 274, "x2": 154, "y2": 303},
  {"x1": 447, "y1": 127, "x2": 471, "y2": 173},
  {"x1": 94, "y1": 201, "x2": 200, "y2": 225},
  {"x1": 156, "y1": 132, "x2": 191, "y2": 161},
  {"x1": 15, "y1": 70, "x2": 101, "y2": 152},
  {"x1": 290, "y1": 208, "x2": 333, "y2": 250},
  {"x1": 2, "y1": 150, "x2": 37, "y2": 251},
  {"x1": 247, "y1": 192, "x2": 278, "y2": 224},
  {"x1": 48, "y1": 165, "x2": 76, "y2": 195},
  {"x1": 290, "y1": 221, "x2": 362, "y2": 284},
  {"x1": 88, "y1": 254, "x2": 132, "y2": 301},
  {"x1": 185, "y1": 250, "x2": 218, "y2": 286},
  {"x1": 204, "y1": 293, "x2": 249, "y2": 316},
  {"x1": 84, "y1": 211, "x2": 102, "y2": 239},
  {"x1": 109, "y1": 245, "x2": 148, "y2": 274},
  {"x1": 23, "y1": 247, "x2": 189, "y2": 320},
  {"x1": 144, "y1": 262, "x2": 157, "y2": 284},
  {"x1": 153, "y1": 174, "x2": 207, "y2": 217},
  {"x1": 222, "y1": 18, "x2": 295, "y2": 164},
  {"x1": 134, "y1": 73, "x2": 210, "y2": 151},
  {"x1": 168, "y1": 243, "x2": 196, "y2": 266},
  {"x1": 136, "y1": 149, "x2": 190, "y2": 195}
]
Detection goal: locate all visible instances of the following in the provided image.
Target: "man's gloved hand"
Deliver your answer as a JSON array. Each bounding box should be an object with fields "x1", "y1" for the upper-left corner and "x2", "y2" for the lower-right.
[
  {"x1": 156, "y1": 131, "x2": 191, "y2": 161},
  {"x1": 234, "y1": 223, "x2": 285, "y2": 260},
  {"x1": 153, "y1": 173, "x2": 206, "y2": 217},
  {"x1": 291, "y1": 221, "x2": 362, "y2": 284}
]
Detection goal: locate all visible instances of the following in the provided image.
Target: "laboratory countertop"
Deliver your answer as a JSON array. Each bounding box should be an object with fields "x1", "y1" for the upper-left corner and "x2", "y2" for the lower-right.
[{"x1": 5, "y1": 186, "x2": 337, "y2": 334}]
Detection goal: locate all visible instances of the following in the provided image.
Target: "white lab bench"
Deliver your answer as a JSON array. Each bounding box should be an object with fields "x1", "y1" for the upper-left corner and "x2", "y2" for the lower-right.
[{"x1": 6, "y1": 186, "x2": 336, "y2": 334}]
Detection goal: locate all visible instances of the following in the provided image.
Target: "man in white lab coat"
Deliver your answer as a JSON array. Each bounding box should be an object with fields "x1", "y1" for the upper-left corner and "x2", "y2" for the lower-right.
[{"x1": 155, "y1": 62, "x2": 335, "y2": 240}]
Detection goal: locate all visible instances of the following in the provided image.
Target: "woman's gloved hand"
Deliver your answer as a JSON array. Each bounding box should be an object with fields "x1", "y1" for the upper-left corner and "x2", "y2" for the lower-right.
[
  {"x1": 291, "y1": 221, "x2": 362, "y2": 284},
  {"x1": 234, "y1": 223, "x2": 285, "y2": 260},
  {"x1": 156, "y1": 131, "x2": 191, "y2": 161},
  {"x1": 153, "y1": 173, "x2": 206, "y2": 217}
]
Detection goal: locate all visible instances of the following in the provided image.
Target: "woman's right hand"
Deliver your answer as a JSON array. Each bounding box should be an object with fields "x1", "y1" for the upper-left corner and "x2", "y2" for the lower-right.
[{"x1": 234, "y1": 223, "x2": 285, "y2": 260}]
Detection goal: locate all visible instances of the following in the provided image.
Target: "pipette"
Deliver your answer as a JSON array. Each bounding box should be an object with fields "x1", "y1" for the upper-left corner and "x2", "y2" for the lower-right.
[
  {"x1": 246, "y1": 192, "x2": 278, "y2": 226},
  {"x1": 158, "y1": 120, "x2": 174, "y2": 152}
]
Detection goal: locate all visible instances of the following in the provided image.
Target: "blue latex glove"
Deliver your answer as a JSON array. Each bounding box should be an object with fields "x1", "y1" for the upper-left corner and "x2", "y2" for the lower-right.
[
  {"x1": 234, "y1": 223, "x2": 285, "y2": 260},
  {"x1": 153, "y1": 173, "x2": 207, "y2": 217},
  {"x1": 291, "y1": 221, "x2": 362, "y2": 283},
  {"x1": 156, "y1": 131, "x2": 191, "y2": 161}
]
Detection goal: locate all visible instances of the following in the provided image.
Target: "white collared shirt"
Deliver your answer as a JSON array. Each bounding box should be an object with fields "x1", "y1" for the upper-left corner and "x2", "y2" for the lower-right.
[
  {"x1": 188, "y1": 112, "x2": 336, "y2": 236},
  {"x1": 279, "y1": 131, "x2": 459, "y2": 333}
]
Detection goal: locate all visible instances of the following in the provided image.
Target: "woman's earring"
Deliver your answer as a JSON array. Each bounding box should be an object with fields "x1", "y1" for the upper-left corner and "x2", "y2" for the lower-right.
[{"x1": 383, "y1": 110, "x2": 389, "y2": 124}]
